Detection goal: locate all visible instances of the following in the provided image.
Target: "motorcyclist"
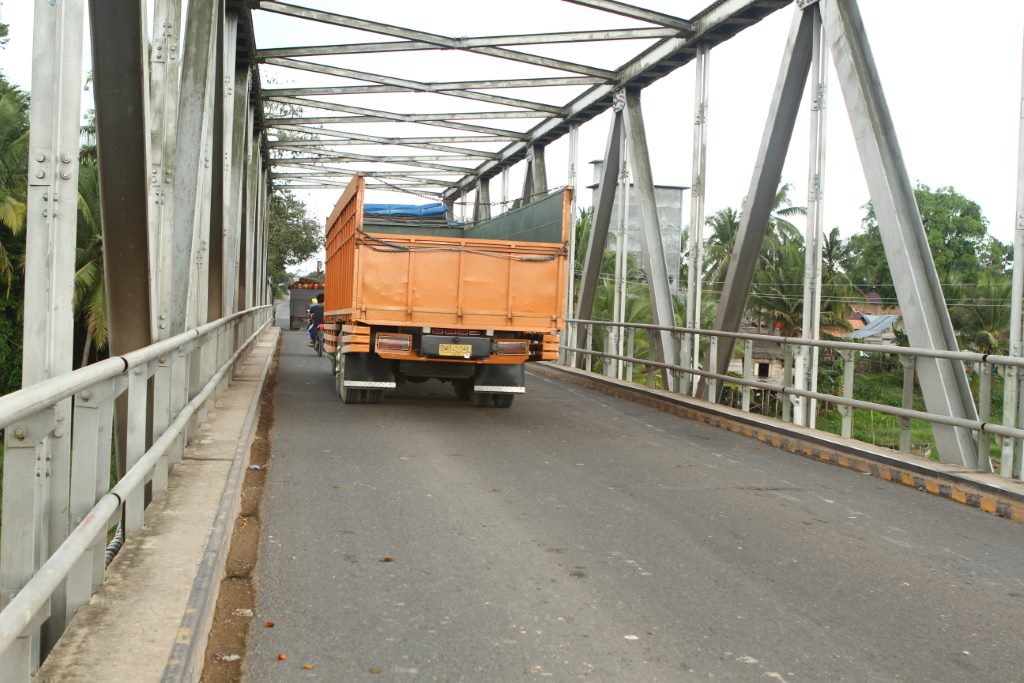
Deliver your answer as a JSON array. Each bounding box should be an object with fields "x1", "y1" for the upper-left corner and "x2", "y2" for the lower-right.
[{"x1": 307, "y1": 293, "x2": 325, "y2": 346}]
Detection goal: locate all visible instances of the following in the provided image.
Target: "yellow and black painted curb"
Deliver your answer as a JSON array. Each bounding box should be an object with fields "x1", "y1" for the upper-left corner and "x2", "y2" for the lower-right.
[{"x1": 530, "y1": 363, "x2": 1024, "y2": 524}]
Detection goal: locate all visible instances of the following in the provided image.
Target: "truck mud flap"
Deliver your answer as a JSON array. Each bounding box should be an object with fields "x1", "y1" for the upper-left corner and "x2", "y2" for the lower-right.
[
  {"x1": 342, "y1": 352, "x2": 397, "y2": 389},
  {"x1": 473, "y1": 364, "x2": 525, "y2": 394}
]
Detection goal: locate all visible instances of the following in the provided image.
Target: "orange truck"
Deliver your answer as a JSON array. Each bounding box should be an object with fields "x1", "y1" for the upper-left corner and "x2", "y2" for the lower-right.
[{"x1": 322, "y1": 175, "x2": 569, "y2": 407}]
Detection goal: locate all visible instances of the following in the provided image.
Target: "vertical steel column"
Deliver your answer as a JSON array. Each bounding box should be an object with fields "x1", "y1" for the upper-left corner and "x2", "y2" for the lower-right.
[
  {"x1": 821, "y1": 0, "x2": 981, "y2": 468},
  {"x1": 148, "y1": 0, "x2": 184, "y2": 487},
  {"x1": 90, "y1": 0, "x2": 154, "y2": 347},
  {"x1": 705, "y1": 8, "x2": 813, "y2": 400},
  {"x1": 612, "y1": 130, "x2": 629, "y2": 379},
  {"x1": 796, "y1": 8, "x2": 828, "y2": 428},
  {"x1": 238, "y1": 105, "x2": 256, "y2": 310},
  {"x1": 532, "y1": 144, "x2": 548, "y2": 197},
  {"x1": 564, "y1": 124, "x2": 579, "y2": 363},
  {"x1": 224, "y1": 66, "x2": 250, "y2": 315},
  {"x1": 1001, "y1": 30, "x2": 1024, "y2": 478},
  {"x1": 624, "y1": 88, "x2": 677, "y2": 392},
  {"x1": 472, "y1": 179, "x2": 491, "y2": 223},
  {"x1": 500, "y1": 168, "x2": 509, "y2": 214},
  {"x1": 261, "y1": 169, "x2": 271, "y2": 305},
  {"x1": 0, "y1": 1, "x2": 85, "y2": 672},
  {"x1": 685, "y1": 46, "x2": 709, "y2": 395},
  {"x1": 610, "y1": 133, "x2": 626, "y2": 378},
  {"x1": 575, "y1": 107, "x2": 623, "y2": 333},
  {"x1": 518, "y1": 152, "x2": 535, "y2": 208},
  {"x1": 0, "y1": 0, "x2": 83, "y2": 671},
  {"x1": 89, "y1": 4, "x2": 155, "y2": 646},
  {"x1": 149, "y1": 0, "x2": 182, "y2": 341},
  {"x1": 207, "y1": 7, "x2": 234, "y2": 323},
  {"x1": 170, "y1": 0, "x2": 219, "y2": 334}
]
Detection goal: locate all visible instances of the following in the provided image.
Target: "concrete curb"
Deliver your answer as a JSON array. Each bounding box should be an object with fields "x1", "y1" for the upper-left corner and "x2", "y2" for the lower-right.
[
  {"x1": 162, "y1": 327, "x2": 280, "y2": 683},
  {"x1": 530, "y1": 362, "x2": 1024, "y2": 523}
]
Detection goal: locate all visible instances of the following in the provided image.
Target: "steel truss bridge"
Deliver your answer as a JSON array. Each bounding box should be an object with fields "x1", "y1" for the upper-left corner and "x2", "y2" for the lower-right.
[{"x1": 1, "y1": 0, "x2": 1023, "y2": 679}]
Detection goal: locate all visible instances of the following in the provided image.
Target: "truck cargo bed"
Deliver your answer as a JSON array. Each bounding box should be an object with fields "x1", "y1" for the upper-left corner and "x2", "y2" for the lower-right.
[{"x1": 325, "y1": 177, "x2": 569, "y2": 333}]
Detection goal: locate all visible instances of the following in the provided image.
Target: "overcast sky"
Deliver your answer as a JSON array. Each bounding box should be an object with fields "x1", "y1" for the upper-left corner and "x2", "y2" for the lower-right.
[{"x1": 1, "y1": 0, "x2": 1021, "y2": 256}]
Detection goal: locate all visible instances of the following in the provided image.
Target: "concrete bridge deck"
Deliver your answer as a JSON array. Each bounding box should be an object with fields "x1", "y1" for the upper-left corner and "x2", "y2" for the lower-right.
[{"x1": 243, "y1": 306, "x2": 1024, "y2": 681}]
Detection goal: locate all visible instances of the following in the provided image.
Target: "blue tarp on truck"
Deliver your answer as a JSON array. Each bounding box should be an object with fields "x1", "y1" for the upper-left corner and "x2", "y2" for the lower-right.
[{"x1": 363, "y1": 203, "x2": 447, "y2": 217}]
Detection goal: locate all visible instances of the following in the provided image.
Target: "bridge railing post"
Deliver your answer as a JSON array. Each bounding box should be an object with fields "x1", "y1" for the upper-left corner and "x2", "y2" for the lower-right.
[
  {"x1": 584, "y1": 324, "x2": 593, "y2": 373},
  {"x1": 151, "y1": 357, "x2": 172, "y2": 494},
  {"x1": 169, "y1": 348, "x2": 189, "y2": 464},
  {"x1": 622, "y1": 327, "x2": 630, "y2": 385},
  {"x1": 840, "y1": 349, "x2": 855, "y2": 438},
  {"x1": 741, "y1": 339, "x2": 753, "y2": 412},
  {"x1": 899, "y1": 356, "x2": 915, "y2": 453},
  {"x1": 66, "y1": 378, "x2": 115, "y2": 618},
  {"x1": 124, "y1": 366, "x2": 149, "y2": 534},
  {"x1": 782, "y1": 345, "x2": 795, "y2": 423},
  {"x1": 976, "y1": 362, "x2": 993, "y2": 465},
  {"x1": 707, "y1": 336, "x2": 719, "y2": 403}
]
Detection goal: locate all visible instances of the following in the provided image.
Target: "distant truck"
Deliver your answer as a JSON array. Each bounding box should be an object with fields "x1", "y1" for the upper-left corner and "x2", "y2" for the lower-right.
[
  {"x1": 287, "y1": 277, "x2": 324, "y2": 331},
  {"x1": 322, "y1": 175, "x2": 568, "y2": 407}
]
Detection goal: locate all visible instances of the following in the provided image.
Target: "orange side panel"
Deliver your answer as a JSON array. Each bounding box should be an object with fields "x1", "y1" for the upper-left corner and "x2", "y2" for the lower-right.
[{"x1": 325, "y1": 176, "x2": 570, "y2": 335}]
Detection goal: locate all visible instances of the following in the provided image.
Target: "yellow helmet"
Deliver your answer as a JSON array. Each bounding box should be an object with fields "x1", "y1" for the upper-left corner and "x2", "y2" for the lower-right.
[{"x1": 311, "y1": 298, "x2": 318, "y2": 303}]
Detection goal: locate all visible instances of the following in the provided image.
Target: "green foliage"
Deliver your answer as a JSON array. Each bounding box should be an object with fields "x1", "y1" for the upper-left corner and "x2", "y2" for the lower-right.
[
  {"x1": 74, "y1": 157, "x2": 107, "y2": 365},
  {"x1": 268, "y1": 189, "x2": 323, "y2": 290},
  {"x1": 946, "y1": 270, "x2": 1012, "y2": 354},
  {"x1": 0, "y1": 71, "x2": 28, "y2": 394},
  {"x1": 845, "y1": 184, "x2": 1002, "y2": 300},
  {"x1": 0, "y1": 73, "x2": 29, "y2": 295}
]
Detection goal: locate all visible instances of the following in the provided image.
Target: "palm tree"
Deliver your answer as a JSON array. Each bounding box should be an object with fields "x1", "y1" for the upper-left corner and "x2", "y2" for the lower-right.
[
  {"x1": 0, "y1": 77, "x2": 29, "y2": 294},
  {"x1": 767, "y1": 183, "x2": 805, "y2": 246},
  {"x1": 947, "y1": 271, "x2": 1012, "y2": 355},
  {"x1": 702, "y1": 206, "x2": 740, "y2": 286},
  {"x1": 74, "y1": 157, "x2": 107, "y2": 366}
]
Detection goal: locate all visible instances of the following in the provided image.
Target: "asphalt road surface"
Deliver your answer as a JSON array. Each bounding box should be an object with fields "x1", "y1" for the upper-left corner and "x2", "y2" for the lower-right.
[{"x1": 248, "y1": 303, "x2": 1024, "y2": 681}]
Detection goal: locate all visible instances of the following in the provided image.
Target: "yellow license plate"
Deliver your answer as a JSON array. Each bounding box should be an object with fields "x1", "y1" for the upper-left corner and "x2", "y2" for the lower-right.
[{"x1": 439, "y1": 343, "x2": 473, "y2": 357}]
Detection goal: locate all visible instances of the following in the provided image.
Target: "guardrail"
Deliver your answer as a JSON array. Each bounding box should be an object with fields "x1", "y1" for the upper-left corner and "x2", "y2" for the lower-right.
[
  {"x1": 562, "y1": 319, "x2": 1024, "y2": 480},
  {"x1": 0, "y1": 305, "x2": 273, "y2": 679}
]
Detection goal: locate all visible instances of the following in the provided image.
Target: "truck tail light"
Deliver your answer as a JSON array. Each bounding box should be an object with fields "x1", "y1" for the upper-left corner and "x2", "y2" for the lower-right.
[
  {"x1": 376, "y1": 333, "x2": 413, "y2": 353},
  {"x1": 493, "y1": 340, "x2": 529, "y2": 356}
]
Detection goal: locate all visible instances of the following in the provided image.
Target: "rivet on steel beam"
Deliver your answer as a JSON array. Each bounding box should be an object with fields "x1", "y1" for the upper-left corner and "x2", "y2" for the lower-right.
[
  {"x1": 81, "y1": 390, "x2": 92, "y2": 402},
  {"x1": 35, "y1": 152, "x2": 45, "y2": 162},
  {"x1": 61, "y1": 154, "x2": 71, "y2": 163},
  {"x1": 13, "y1": 427, "x2": 25, "y2": 440},
  {"x1": 61, "y1": 171, "x2": 71, "y2": 180},
  {"x1": 36, "y1": 170, "x2": 45, "y2": 179},
  {"x1": 53, "y1": 428, "x2": 64, "y2": 438}
]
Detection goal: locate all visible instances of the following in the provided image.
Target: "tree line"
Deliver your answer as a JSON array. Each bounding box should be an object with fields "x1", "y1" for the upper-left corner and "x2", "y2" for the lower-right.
[{"x1": 574, "y1": 181, "x2": 1015, "y2": 357}]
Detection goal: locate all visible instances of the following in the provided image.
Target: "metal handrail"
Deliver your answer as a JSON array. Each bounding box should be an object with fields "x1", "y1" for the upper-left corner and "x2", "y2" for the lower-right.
[
  {"x1": 565, "y1": 318, "x2": 1024, "y2": 368},
  {"x1": 561, "y1": 343, "x2": 1024, "y2": 441},
  {"x1": 563, "y1": 319, "x2": 1024, "y2": 475},
  {"x1": 0, "y1": 306, "x2": 272, "y2": 662},
  {"x1": 0, "y1": 307, "x2": 266, "y2": 430}
]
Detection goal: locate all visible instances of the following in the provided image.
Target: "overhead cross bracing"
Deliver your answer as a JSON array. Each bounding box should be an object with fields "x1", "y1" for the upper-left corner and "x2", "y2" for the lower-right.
[{"x1": 251, "y1": 0, "x2": 791, "y2": 198}]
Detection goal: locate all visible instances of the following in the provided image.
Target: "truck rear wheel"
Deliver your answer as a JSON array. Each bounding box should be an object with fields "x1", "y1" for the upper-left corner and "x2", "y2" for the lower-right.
[
  {"x1": 337, "y1": 353, "x2": 364, "y2": 404},
  {"x1": 469, "y1": 391, "x2": 491, "y2": 407},
  {"x1": 492, "y1": 394, "x2": 514, "y2": 408},
  {"x1": 365, "y1": 389, "x2": 385, "y2": 404}
]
